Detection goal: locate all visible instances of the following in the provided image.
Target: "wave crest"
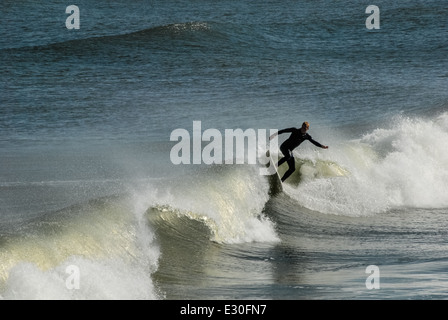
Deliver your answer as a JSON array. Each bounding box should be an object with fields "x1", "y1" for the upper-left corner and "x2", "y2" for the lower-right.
[
  {"x1": 282, "y1": 113, "x2": 448, "y2": 216},
  {"x1": 145, "y1": 165, "x2": 279, "y2": 244}
]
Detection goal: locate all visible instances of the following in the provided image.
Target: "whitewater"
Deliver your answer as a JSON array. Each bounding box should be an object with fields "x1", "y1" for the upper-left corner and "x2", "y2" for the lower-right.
[{"x1": 287, "y1": 113, "x2": 448, "y2": 216}]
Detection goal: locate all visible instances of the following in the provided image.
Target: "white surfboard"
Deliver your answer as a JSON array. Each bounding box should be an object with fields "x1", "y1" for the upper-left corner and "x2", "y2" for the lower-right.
[{"x1": 266, "y1": 149, "x2": 283, "y2": 193}]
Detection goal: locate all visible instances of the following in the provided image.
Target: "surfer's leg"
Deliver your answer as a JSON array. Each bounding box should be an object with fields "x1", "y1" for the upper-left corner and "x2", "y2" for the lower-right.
[
  {"x1": 278, "y1": 156, "x2": 288, "y2": 167},
  {"x1": 277, "y1": 145, "x2": 290, "y2": 167},
  {"x1": 281, "y1": 156, "x2": 295, "y2": 182}
]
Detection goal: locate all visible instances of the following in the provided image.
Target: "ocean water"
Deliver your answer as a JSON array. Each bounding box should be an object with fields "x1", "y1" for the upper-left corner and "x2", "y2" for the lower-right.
[{"x1": 1, "y1": 0, "x2": 448, "y2": 300}]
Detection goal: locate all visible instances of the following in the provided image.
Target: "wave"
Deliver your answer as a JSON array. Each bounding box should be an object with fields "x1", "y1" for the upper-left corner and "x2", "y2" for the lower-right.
[
  {"x1": 146, "y1": 164, "x2": 279, "y2": 244},
  {"x1": 0, "y1": 195, "x2": 161, "y2": 299},
  {"x1": 1, "y1": 21, "x2": 239, "y2": 57},
  {"x1": 0, "y1": 162, "x2": 278, "y2": 299},
  {"x1": 279, "y1": 112, "x2": 448, "y2": 216},
  {"x1": 2, "y1": 112, "x2": 446, "y2": 299}
]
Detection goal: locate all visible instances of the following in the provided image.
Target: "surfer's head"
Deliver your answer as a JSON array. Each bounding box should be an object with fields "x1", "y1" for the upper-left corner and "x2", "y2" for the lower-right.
[{"x1": 302, "y1": 122, "x2": 310, "y2": 131}]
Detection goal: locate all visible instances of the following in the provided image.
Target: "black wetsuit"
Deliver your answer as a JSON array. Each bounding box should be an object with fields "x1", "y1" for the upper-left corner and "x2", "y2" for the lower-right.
[{"x1": 277, "y1": 127, "x2": 324, "y2": 182}]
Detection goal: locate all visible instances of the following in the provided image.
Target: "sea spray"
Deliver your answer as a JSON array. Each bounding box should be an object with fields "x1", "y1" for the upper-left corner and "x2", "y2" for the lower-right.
[
  {"x1": 146, "y1": 164, "x2": 279, "y2": 244},
  {"x1": 364, "y1": 113, "x2": 448, "y2": 209}
]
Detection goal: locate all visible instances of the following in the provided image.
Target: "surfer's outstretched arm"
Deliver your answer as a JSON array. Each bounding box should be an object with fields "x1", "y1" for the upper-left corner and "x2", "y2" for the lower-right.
[{"x1": 309, "y1": 137, "x2": 329, "y2": 149}]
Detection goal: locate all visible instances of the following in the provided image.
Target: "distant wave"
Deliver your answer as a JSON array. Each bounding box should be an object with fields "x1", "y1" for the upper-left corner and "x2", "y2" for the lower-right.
[{"x1": 1, "y1": 21, "x2": 235, "y2": 54}]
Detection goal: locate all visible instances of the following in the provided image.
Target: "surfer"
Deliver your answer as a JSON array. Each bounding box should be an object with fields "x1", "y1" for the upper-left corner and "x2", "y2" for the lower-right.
[{"x1": 270, "y1": 122, "x2": 328, "y2": 182}]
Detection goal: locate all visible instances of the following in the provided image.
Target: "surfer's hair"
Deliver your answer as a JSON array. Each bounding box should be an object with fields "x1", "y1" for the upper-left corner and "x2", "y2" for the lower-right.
[{"x1": 302, "y1": 122, "x2": 310, "y2": 129}]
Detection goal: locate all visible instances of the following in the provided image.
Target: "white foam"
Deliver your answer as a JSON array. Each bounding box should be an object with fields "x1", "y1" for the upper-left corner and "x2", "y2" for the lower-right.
[
  {"x1": 2, "y1": 256, "x2": 160, "y2": 300},
  {"x1": 0, "y1": 190, "x2": 162, "y2": 300},
  {"x1": 150, "y1": 165, "x2": 279, "y2": 244},
  {"x1": 285, "y1": 113, "x2": 448, "y2": 216}
]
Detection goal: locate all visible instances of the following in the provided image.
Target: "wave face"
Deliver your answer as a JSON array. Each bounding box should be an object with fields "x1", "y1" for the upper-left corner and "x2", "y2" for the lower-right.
[
  {"x1": 0, "y1": 194, "x2": 161, "y2": 299},
  {"x1": 147, "y1": 164, "x2": 278, "y2": 244}
]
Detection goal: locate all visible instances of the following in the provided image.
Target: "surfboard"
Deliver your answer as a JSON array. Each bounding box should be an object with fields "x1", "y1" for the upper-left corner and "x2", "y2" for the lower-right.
[{"x1": 266, "y1": 149, "x2": 283, "y2": 194}]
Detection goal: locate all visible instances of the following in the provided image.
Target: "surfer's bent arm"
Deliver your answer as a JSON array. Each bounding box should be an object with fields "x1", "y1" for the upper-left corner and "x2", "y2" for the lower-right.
[{"x1": 270, "y1": 128, "x2": 294, "y2": 140}]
